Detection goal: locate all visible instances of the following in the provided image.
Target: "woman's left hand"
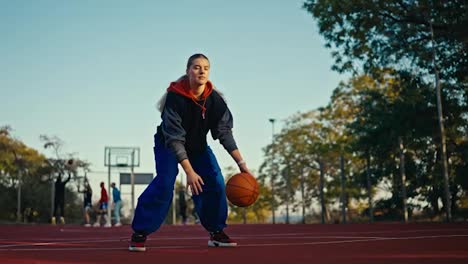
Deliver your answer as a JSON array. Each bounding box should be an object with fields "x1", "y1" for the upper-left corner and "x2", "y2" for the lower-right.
[{"x1": 239, "y1": 163, "x2": 252, "y2": 176}]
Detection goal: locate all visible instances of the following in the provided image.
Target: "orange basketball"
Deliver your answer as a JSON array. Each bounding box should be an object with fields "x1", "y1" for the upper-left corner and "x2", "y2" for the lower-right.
[{"x1": 225, "y1": 173, "x2": 259, "y2": 207}]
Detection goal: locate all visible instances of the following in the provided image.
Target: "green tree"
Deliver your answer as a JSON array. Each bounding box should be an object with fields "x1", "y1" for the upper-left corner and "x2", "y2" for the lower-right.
[
  {"x1": 0, "y1": 126, "x2": 49, "y2": 221},
  {"x1": 0, "y1": 126, "x2": 88, "y2": 223},
  {"x1": 345, "y1": 70, "x2": 468, "y2": 220},
  {"x1": 303, "y1": 0, "x2": 467, "y2": 221},
  {"x1": 303, "y1": 0, "x2": 467, "y2": 79}
]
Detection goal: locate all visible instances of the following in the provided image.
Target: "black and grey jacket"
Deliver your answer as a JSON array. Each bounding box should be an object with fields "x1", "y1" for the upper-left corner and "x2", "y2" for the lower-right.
[{"x1": 156, "y1": 90, "x2": 237, "y2": 162}]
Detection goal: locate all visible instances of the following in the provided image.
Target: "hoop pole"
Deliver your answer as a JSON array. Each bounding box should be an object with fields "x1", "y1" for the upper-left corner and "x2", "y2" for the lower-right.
[
  {"x1": 131, "y1": 150, "x2": 135, "y2": 219},
  {"x1": 107, "y1": 150, "x2": 112, "y2": 225}
]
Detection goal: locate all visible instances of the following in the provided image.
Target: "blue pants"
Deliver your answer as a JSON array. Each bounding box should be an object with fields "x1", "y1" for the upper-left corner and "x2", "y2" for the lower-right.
[
  {"x1": 113, "y1": 200, "x2": 122, "y2": 223},
  {"x1": 132, "y1": 135, "x2": 228, "y2": 235}
]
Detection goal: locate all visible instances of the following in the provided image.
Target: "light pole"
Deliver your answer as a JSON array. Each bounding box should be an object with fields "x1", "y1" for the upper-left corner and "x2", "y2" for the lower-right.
[
  {"x1": 269, "y1": 118, "x2": 276, "y2": 224},
  {"x1": 429, "y1": 19, "x2": 451, "y2": 222},
  {"x1": 17, "y1": 168, "x2": 22, "y2": 223},
  {"x1": 13, "y1": 152, "x2": 23, "y2": 223}
]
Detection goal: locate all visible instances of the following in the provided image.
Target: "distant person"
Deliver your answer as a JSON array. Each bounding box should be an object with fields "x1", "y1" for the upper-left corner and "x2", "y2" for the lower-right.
[
  {"x1": 78, "y1": 179, "x2": 93, "y2": 227},
  {"x1": 94, "y1": 182, "x2": 111, "y2": 227},
  {"x1": 178, "y1": 186, "x2": 187, "y2": 225},
  {"x1": 111, "y1": 182, "x2": 122, "y2": 227},
  {"x1": 24, "y1": 207, "x2": 36, "y2": 223},
  {"x1": 192, "y1": 199, "x2": 200, "y2": 224},
  {"x1": 129, "y1": 54, "x2": 252, "y2": 252},
  {"x1": 52, "y1": 173, "x2": 71, "y2": 225}
]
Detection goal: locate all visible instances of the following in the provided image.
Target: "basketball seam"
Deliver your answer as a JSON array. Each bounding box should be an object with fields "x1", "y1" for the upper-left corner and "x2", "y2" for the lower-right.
[
  {"x1": 228, "y1": 173, "x2": 257, "y2": 190},
  {"x1": 226, "y1": 183, "x2": 256, "y2": 191},
  {"x1": 243, "y1": 174, "x2": 257, "y2": 190},
  {"x1": 226, "y1": 185, "x2": 257, "y2": 206},
  {"x1": 227, "y1": 194, "x2": 253, "y2": 199},
  {"x1": 226, "y1": 185, "x2": 259, "y2": 196}
]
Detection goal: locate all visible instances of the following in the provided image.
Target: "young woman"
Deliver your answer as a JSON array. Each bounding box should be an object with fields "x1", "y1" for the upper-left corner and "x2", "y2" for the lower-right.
[{"x1": 129, "y1": 54, "x2": 252, "y2": 252}]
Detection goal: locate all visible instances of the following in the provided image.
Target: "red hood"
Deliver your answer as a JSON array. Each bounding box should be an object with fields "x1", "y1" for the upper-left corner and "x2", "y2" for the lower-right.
[{"x1": 166, "y1": 78, "x2": 213, "y2": 117}]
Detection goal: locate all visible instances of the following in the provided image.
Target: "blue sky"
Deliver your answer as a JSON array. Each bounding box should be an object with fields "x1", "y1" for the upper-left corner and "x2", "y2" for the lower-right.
[{"x1": 1, "y1": 1, "x2": 345, "y2": 207}]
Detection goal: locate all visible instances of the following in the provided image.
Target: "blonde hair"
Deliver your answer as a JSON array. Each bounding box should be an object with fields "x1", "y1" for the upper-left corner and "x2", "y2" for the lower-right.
[
  {"x1": 156, "y1": 54, "x2": 226, "y2": 112},
  {"x1": 157, "y1": 93, "x2": 168, "y2": 113},
  {"x1": 157, "y1": 75, "x2": 187, "y2": 112}
]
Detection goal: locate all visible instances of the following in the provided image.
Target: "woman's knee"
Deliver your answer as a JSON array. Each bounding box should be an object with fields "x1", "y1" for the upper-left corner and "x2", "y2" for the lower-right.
[{"x1": 139, "y1": 186, "x2": 174, "y2": 204}]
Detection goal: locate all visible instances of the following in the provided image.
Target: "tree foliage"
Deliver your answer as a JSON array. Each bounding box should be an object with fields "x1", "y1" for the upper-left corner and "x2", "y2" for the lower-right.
[
  {"x1": 0, "y1": 126, "x2": 88, "y2": 223},
  {"x1": 303, "y1": 0, "x2": 468, "y2": 82},
  {"x1": 288, "y1": 0, "x2": 468, "y2": 221}
]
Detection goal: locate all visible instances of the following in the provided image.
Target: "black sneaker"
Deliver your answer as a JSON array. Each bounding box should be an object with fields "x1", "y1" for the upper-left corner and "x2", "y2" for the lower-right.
[
  {"x1": 128, "y1": 233, "x2": 147, "y2": 252},
  {"x1": 208, "y1": 230, "x2": 237, "y2": 247}
]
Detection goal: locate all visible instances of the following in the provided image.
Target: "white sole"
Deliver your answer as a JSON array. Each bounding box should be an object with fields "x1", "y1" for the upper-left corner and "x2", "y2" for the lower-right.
[
  {"x1": 208, "y1": 240, "x2": 237, "y2": 247},
  {"x1": 128, "y1": 246, "x2": 146, "y2": 252}
]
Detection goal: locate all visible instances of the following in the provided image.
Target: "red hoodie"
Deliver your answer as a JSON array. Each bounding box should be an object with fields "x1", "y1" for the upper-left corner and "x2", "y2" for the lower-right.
[
  {"x1": 167, "y1": 78, "x2": 213, "y2": 119},
  {"x1": 100, "y1": 186, "x2": 108, "y2": 203}
]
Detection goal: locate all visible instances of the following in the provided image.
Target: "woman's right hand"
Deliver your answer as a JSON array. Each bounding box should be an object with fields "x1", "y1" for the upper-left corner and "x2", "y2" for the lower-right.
[{"x1": 186, "y1": 171, "x2": 204, "y2": 195}]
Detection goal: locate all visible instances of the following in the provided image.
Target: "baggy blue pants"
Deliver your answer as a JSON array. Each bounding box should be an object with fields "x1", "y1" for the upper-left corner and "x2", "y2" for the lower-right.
[{"x1": 131, "y1": 135, "x2": 228, "y2": 235}]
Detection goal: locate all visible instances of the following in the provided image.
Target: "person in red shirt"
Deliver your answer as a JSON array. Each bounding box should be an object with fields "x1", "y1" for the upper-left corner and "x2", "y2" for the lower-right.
[{"x1": 93, "y1": 182, "x2": 111, "y2": 227}]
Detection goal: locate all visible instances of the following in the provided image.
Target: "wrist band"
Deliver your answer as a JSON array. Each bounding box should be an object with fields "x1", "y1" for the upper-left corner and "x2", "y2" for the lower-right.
[{"x1": 237, "y1": 160, "x2": 246, "y2": 166}]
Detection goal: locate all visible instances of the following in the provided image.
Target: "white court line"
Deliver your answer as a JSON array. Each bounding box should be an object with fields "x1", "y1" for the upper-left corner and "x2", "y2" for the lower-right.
[
  {"x1": 0, "y1": 234, "x2": 467, "y2": 252},
  {"x1": 0, "y1": 245, "x2": 201, "y2": 251},
  {"x1": 240, "y1": 234, "x2": 468, "y2": 247},
  {"x1": 35, "y1": 228, "x2": 468, "y2": 241},
  {"x1": 2, "y1": 228, "x2": 468, "y2": 248},
  {"x1": 48, "y1": 227, "x2": 468, "y2": 238},
  {"x1": 0, "y1": 236, "x2": 383, "y2": 249},
  {"x1": 0, "y1": 237, "x2": 128, "y2": 243},
  {"x1": 0, "y1": 238, "x2": 134, "y2": 249},
  {"x1": 0, "y1": 237, "x2": 213, "y2": 248},
  {"x1": 240, "y1": 228, "x2": 468, "y2": 237},
  {"x1": 332, "y1": 228, "x2": 468, "y2": 234},
  {"x1": 58, "y1": 229, "x2": 95, "y2": 233},
  {"x1": 0, "y1": 236, "x2": 210, "y2": 245},
  {"x1": 4, "y1": 229, "x2": 465, "y2": 244}
]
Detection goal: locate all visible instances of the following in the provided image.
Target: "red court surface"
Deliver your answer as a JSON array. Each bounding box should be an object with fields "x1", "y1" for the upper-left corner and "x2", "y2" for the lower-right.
[{"x1": 0, "y1": 223, "x2": 467, "y2": 264}]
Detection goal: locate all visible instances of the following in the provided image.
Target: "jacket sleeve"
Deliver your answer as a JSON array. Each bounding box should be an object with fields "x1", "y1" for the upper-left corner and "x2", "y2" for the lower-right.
[
  {"x1": 211, "y1": 107, "x2": 238, "y2": 153},
  {"x1": 160, "y1": 92, "x2": 188, "y2": 162}
]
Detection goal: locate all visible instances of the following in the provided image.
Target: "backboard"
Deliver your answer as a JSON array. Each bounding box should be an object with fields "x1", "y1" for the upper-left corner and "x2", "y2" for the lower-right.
[{"x1": 104, "y1": 147, "x2": 140, "y2": 167}]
